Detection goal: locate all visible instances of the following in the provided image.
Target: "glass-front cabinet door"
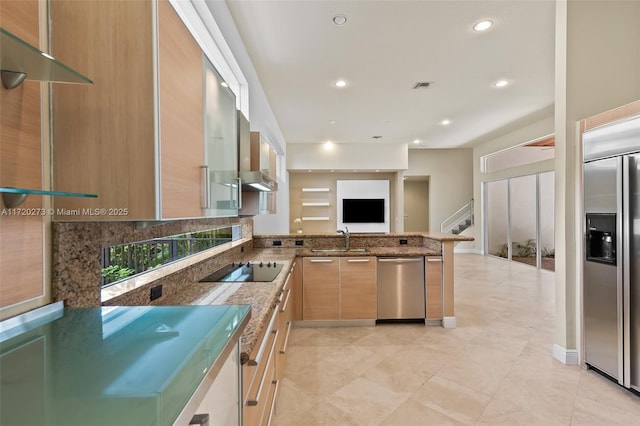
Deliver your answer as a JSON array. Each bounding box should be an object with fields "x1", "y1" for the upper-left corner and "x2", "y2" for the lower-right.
[{"x1": 204, "y1": 57, "x2": 238, "y2": 217}]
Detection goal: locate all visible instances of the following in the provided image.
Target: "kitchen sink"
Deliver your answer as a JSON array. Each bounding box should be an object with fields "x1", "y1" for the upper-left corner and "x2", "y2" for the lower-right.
[{"x1": 311, "y1": 248, "x2": 369, "y2": 253}]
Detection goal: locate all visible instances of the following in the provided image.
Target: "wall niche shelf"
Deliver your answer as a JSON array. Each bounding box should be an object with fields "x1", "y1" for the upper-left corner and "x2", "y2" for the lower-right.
[
  {"x1": 301, "y1": 188, "x2": 330, "y2": 192},
  {"x1": 301, "y1": 202, "x2": 330, "y2": 207},
  {"x1": 0, "y1": 187, "x2": 98, "y2": 208},
  {"x1": 1, "y1": 28, "x2": 93, "y2": 89}
]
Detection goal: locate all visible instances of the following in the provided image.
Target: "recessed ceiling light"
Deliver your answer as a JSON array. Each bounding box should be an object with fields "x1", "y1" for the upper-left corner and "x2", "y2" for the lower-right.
[
  {"x1": 473, "y1": 20, "x2": 493, "y2": 32},
  {"x1": 332, "y1": 14, "x2": 348, "y2": 25},
  {"x1": 441, "y1": 119, "x2": 451, "y2": 126},
  {"x1": 329, "y1": 120, "x2": 336, "y2": 124},
  {"x1": 335, "y1": 79, "x2": 347, "y2": 88},
  {"x1": 413, "y1": 139, "x2": 420, "y2": 144},
  {"x1": 220, "y1": 81, "x2": 229, "y2": 88},
  {"x1": 494, "y1": 79, "x2": 510, "y2": 88},
  {"x1": 324, "y1": 140, "x2": 334, "y2": 148}
]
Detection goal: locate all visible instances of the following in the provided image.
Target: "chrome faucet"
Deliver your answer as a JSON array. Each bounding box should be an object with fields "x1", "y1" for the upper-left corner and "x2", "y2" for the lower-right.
[{"x1": 337, "y1": 226, "x2": 350, "y2": 250}]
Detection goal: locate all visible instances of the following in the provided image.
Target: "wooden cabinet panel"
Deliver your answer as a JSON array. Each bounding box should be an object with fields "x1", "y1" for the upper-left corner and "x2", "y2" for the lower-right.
[
  {"x1": 50, "y1": 0, "x2": 156, "y2": 220},
  {"x1": 158, "y1": 0, "x2": 204, "y2": 219},
  {"x1": 292, "y1": 259, "x2": 303, "y2": 321},
  {"x1": 426, "y1": 257, "x2": 443, "y2": 320},
  {"x1": 0, "y1": 0, "x2": 45, "y2": 309},
  {"x1": 302, "y1": 257, "x2": 340, "y2": 320},
  {"x1": 243, "y1": 305, "x2": 278, "y2": 426},
  {"x1": 340, "y1": 257, "x2": 376, "y2": 320}
]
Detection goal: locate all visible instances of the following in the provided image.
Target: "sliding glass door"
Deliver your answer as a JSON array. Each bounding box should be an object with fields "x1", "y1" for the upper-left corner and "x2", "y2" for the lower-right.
[{"x1": 484, "y1": 172, "x2": 555, "y2": 271}]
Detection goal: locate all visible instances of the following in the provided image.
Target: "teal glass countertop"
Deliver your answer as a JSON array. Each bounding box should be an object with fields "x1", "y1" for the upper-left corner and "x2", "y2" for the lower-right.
[{"x1": 0, "y1": 305, "x2": 251, "y2": 426}]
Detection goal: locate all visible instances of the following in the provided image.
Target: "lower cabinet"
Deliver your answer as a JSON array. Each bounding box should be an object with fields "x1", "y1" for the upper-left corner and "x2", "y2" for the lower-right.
[
  {"x1": 242, "y1": 304, "x2": 278, "y2": 426},
  {"x1": 302, "y1": 257, "x2": 377, "y2": 321},
  {"x1": 243, "y1": 263, "x2": 295, "y2": 426},
  {"x1": 192, "y1": 342, "x2": 241, "y2": 426},
  {"x1": 426, "y1": 256, "x2": 443, "y2": 320}
]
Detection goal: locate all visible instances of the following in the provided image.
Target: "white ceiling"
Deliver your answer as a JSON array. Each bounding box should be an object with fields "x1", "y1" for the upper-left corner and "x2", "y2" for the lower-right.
[{"x1": 224, "y1": 0, "x2": 555, "y2": 149}]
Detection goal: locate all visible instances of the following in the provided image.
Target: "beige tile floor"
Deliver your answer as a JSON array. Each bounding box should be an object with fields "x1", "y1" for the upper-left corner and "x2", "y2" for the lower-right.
[{"x1": 272, "y1": 254, "x2": 640, "y2": 425}]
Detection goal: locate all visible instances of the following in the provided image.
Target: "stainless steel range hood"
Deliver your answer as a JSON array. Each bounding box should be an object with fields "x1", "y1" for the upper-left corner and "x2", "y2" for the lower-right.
[
  {"x1": 237, "y1": 112, "x2": 278, "y2": 216},
  {"x1": 238, "y1": 113, "x2": 277, "y2": 192},
  {"x1": 240, "y1": 170, "x2": 277, "y2": 192}
]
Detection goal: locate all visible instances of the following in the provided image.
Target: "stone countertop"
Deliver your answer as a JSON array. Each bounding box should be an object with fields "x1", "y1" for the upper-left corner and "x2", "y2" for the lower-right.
[
  {"x1": 254, "y1": 232, "x2": 474, "y2": 242},
  {"x1": 161, "y1": 239, "x2": 470, "y2": 363},
  {"x1": 160, "y1": 249, "x2": 296, "y2": 364}
]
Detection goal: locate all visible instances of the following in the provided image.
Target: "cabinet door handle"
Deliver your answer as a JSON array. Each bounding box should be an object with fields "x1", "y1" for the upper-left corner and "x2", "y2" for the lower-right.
[
  {"x1": 426, "y1": 258, "x2": 442, "y2": 263},
  {"x1": 237, "y1": 177, "x2": 242, "y2": 209},
  {"x1": 266, "y1": 380, "x2": 280, "y2": 426},
  {"x1": 200, "y1": 165, "x2": 210, "y2": 209},
  {"x1": 347, "y1": 259, "x2": 370, "y2": 263},
  {"x1": 247, "y1": 329, "x2": 278, "y2": 406},
  {"x1": 280, "y1": 321, "x2": 292, "y2": 354},
  {"x1": 282, "y1": 272, "x2": 291, "y2": 292},
  {"x1": 378, "y1": 258, "x2": 422, "y2": 263},
  {"x1": 248, "y1": 305, "x2": 278, "y2": 366},
  {"x1": 309, "y1": 259, "x2": 333, "y2": 263},
  {"x1": 280, "y1": 288, "x2": 291, "y2": 313}
]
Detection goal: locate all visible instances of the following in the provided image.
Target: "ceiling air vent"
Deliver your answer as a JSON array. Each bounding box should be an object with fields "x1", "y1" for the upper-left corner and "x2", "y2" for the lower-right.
[{"x1": 412, "y1": 81, "x2": 434, "y2": 90}]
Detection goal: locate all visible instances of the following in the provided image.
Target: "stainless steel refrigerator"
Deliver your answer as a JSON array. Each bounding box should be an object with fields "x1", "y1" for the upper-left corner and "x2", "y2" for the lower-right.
[{"x1": 583, "y1": 115, "x2": 639, "y2": 392}]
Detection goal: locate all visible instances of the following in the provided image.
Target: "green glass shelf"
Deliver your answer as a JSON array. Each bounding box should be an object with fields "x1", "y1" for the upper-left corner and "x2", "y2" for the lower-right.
[
  {"x1": 0, "y1": 187, "x2": 98, "y2": 208},
  {"x1": 1, "y1": 27, "x2": 93, "y2": 89}
]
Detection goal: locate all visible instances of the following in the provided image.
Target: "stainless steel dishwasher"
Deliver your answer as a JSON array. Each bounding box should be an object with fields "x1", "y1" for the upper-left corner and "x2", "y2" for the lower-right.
[{"x1": 377, "y1": 257, "x2": 426, "y2": 320}]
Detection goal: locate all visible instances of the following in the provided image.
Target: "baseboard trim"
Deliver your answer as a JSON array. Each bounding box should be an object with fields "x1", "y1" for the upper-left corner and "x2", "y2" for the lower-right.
[
  {"x1": 442, "y1": 316, "x2": 457, "y2": 329},
  {"x1": 553, "y1": 344, "x2": 579, "y2": 365},
  {"x1": 453, "y1": 248, "x2": 483, "y2": 255},
  {"x1": 293, "y1": 320, "x2": 376, "y2": 328}
]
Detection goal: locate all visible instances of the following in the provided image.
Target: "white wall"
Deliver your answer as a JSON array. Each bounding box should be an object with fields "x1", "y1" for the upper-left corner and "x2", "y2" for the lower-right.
[
  {"x1": 406, "y1": 149, "x2": 473, "y2": 245},
  {"x1": 553, "y1": 0, "x2": 640, "y2": 362},
  {"x1": 287, "y1": 143, "x2": 408, "y2": 171},
  {"x1": 336, "y1": 180, "x2": 390, "y2": 233}
]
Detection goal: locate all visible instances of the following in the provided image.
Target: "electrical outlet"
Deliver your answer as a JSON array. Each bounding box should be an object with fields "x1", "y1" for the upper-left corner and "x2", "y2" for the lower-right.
[
  {"x1": 150, "y1": 284, "x2": 163, "y2": 301},
  {"x1": 295, "y1": 240, "x2": 304, "y2": 246},
  {"x1": 399, "y1": 239, "x2": 408, "y2": 245},
  {"x1": 273, "y1": 240, "x2": 282, "y2": 246}
]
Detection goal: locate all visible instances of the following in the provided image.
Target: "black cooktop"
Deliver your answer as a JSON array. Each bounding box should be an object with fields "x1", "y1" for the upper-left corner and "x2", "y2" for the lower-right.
[{"x1": 200, "y1": 261, "x2": 283, "y2": 283}]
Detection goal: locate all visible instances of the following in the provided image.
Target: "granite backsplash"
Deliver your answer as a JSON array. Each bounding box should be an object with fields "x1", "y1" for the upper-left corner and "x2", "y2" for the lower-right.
[{"x1": 52, "y1": 217, "x2": 253, "y2": 307}]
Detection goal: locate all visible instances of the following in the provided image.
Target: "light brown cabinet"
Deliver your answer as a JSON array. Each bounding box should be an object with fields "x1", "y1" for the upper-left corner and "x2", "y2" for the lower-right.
[
  {"x1": 243, "y1": 304, "x2": 278, "y2": 426},
  {"x1": 291, "y1": 258, "x2": 303, "y2": 321},
  {"x1": 276, "y1": 265, "x2": 293, "y2": 381},
  {"x1": 426, "y1": 256, "x2": 443, "y2": 320},
  {"x1": 50, "y1": 0, "x2": 233, "y2": 221},
  {"x1": 340, "y1": 257, "x2": 377, "y2": 319},
  {"x1": 0, "y1": 0, "x2": 46, "y2": 312},
  {"x1": 302, "y1": 257, "x2": 340, "y2": 320},
  {"x1": 302, "y1": 256, "x2": 377, "y2": 321}
]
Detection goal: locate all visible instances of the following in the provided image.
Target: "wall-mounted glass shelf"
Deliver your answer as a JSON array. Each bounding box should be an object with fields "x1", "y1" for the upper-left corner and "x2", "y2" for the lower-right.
[
  {"x1": 1, "y1": 27, "x2": 93, "y2": 89},
  {"x1": 301, "y1": 216, "x2": 330, "y2": 221},
  {"x1": 301, "y1": 188, "x2": 330, "y2": 192},
  {"x1": 0, "y1": 187, "x2": 98, "y2": 208}
]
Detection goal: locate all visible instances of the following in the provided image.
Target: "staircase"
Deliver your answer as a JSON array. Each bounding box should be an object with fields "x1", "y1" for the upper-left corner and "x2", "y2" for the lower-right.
[{"x1": 441, "y1": 199, "x2": 474, "y2": 235}]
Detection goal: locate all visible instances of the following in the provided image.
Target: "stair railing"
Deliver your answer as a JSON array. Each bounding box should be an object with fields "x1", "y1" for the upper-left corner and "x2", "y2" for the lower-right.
[{"x1": 440, "y1": 199, "x2": 474, "y2": 234}]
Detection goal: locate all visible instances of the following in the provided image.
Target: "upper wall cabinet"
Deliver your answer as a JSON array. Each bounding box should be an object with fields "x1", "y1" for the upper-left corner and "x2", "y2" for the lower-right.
[
  {"x1": 50, "y1": 0, "x2": 236, "y2": 221},
  {"x1": 203, "y1": 59, "x2": 239, "y2": 217}
]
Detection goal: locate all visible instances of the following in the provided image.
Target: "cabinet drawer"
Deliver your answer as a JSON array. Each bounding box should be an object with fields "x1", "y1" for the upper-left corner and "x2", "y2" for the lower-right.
[
  {"x1": 244, "y1": 329, "x2": 277, "y2": 426},
  {"x1": 242, "y1": 304, "x2": 278, "y2": 402}
]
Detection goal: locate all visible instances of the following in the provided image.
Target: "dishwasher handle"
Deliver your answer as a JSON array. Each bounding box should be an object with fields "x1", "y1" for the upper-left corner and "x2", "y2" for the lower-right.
[{"x1": 378, "y1": 258, "x2": 423, "y2": 263}]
